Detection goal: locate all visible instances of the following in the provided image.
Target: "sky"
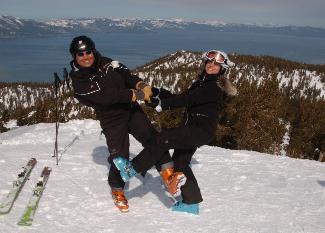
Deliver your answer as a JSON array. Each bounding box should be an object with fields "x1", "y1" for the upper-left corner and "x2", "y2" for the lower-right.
[{"x1": 0, "y1": 0, "x2": 325, "y2": 29}]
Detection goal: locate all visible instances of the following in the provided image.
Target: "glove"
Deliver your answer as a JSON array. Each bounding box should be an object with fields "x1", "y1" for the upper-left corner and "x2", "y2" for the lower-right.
[
  {"x1": 145, "y1": 97, "x2": 162, "y2": 112},
  {"x1": 136, "y1": 81, "x2": 147, "y2": 91},
  {"x1": 151, "y1": 87, "x2": 172, "y2": 99},
  {"x1": 151, "y1": 87, "x2": 160, "y2": 98},
  {"x1": 132, "y1": 89, "x2": 152, "y2": 103},
  {"x1": 145, "y1": 89, "x2": 162, "y2": 112},
  {"x1": 145, "y1": 87, "x2": 160, "y2": 108},
  {"x1": 145, "y1": 96, "x2": 159, "y2": 108},
  {"x1": 142, "y1": 85, "x2": 152, "y2": 97},
  {"x1": 136, "y1": 81, "x2": 152, "y2": 98},
  {"x1": 158, "y1": 88, "x2": 172, "y2": 99},
  {"x1": 142, "y1": 89, "x2": 152, "y2": 102}
]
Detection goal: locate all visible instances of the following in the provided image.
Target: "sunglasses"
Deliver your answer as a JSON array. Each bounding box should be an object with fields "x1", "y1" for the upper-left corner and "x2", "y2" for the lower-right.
[
  {"x1": 77, "y1": 50, "x2": 92, "y2": 57},
  {"x1": 206, "y1": 51, "x2": 225, "y2": 63}
]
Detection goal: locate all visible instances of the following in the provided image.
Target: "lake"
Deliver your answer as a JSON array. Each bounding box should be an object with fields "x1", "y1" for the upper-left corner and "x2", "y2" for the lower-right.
[{"x1": 0, "y1": 30, "x2": 325, "y2": 83}]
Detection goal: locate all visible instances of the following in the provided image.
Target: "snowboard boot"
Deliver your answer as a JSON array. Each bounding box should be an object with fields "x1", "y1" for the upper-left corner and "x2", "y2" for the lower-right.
[
  {"x1": 172, "y1": 201, "x2": 199, "y2": 215},
  {"x1": 160, "y1": 168, "x2": 187, "y2": 197},
  {"x1": 113, "y1": 157, "x2": 137, "y2": 182},
  {"x1": 110, "y1": 190, "x2": 129, "y2": 213}
]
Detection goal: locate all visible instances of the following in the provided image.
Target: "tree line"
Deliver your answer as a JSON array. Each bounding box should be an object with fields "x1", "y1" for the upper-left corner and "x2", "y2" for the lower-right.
[{"x1": 1, "y1": 52, "x2": 324, "y2": 162}]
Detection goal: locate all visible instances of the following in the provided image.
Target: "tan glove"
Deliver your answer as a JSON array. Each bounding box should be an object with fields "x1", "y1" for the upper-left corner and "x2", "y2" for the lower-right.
[
  {"x1": 136, "y1": 81, "x2": 147, "y2": 91},
  {"x1": 136, "y1": 81, "x2": 152, "y2": 97},
  {"x1": 132, "y1": 89, "x2": 152, "y2": 103},
  {"x1": 142, "y1": 86, "x2": 152, "y2": 97}
]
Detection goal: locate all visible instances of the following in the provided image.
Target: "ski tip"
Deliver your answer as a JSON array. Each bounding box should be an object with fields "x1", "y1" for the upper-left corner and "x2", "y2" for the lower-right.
[
  {"x1": 27, "y1": 158, "x2": 37, "y2": 166},
  {"x1": 0, "y1": 211, "x2": 10, "y2": 215},
  {"x1": 41, "y1": 167, "x2": 53, "y2": 176},
  {"x1": 17, "y1": 221, "x2": 32, "y2": 226}
]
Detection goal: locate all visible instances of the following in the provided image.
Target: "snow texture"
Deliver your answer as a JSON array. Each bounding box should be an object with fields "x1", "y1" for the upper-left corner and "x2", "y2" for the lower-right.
[{"x1": 0, "y1": 119, "x2": 325, "y2": 232}]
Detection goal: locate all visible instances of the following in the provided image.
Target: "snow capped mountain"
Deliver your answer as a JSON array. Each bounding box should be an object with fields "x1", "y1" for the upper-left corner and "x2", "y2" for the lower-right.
[
  {"x1": 0, "y1": 15, "x2": 24, "y2": 28},
  {"x1": 1, "y1": 14, "x2": 325, "y2": 39},
  {"x1": 0, "y1": 15, "x2": 66, "y2": 38}
]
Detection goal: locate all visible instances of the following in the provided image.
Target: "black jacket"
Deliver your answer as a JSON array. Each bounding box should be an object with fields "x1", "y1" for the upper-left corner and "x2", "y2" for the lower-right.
[
  {"x1": 69, "y1": 52, "x2": 143, "y2": 129},
  {"x1": 161, "y1": 74, "x2": 236, "y2": 135}
]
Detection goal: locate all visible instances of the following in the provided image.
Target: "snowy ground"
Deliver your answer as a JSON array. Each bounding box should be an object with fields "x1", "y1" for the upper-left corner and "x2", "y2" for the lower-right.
[{"x1": 0, "y1": 119, "x2": 325, "y2": 233}]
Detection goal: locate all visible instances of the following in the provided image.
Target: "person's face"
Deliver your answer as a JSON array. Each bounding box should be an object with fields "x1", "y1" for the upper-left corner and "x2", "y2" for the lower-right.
[
  {"x1": 75, "y1": 50, "x2": 95, "y2": 68},
  {"x1": 205, "y1": 60, "x2": 221, "y2": 74}
]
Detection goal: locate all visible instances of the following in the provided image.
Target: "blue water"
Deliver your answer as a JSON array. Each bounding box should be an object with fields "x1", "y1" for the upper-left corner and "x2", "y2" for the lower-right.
[{"x1": 0, "y1": 30, "x2": 324, "y2": 83}]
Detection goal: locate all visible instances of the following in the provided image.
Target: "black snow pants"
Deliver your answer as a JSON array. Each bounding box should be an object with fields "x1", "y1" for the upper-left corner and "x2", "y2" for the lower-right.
[
  {"x1": 131, "y1": 122, "x2": 215, "y2": 204},
  {"x1": 103, "y1": 107, "x2": 172, "y2": 190}
]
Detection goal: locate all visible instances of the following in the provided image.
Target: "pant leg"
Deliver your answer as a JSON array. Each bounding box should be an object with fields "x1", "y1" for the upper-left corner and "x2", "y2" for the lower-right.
[
  {"x1": 172, "y1": 148, "x2": 203, "y2": 204},
  {"x1": 131, "y1": 124, "x2": 213, "y2": 174},
  {"x1": 128, "y1": 108, "x2": 172, "y2": 174},
  {"x1": 103, "y1": 122, "x2": 129, "y2": 189}
]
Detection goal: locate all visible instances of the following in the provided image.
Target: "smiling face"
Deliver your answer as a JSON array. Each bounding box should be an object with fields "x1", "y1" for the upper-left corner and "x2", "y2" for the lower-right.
[
  {"x1": 205, "y1": 60, "x2": 221, "y2": 74},
  {"x1": 75, "y1": 50, "x2": 95, "y2": 68}
]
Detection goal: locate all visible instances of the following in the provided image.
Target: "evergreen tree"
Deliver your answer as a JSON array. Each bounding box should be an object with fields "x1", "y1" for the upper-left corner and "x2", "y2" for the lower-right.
[
  {"x1": 28, "y1": 99, "x2": 50, "y2": 125},
  {"x1": 1, "y1": 109, "x2": 10, "y2": 123},
  {"x1": 0, "y1": 109, "x2": 10, "y2": 133},
  {"x1": 16, "y1": 106, "x2": 30, "y2": 127},
  {"x1": 212, "y1": 71, "x2": 286, "y2": 154},
  {"x1": 286, "y1": 97, "x2": 325, "y2": 160}
]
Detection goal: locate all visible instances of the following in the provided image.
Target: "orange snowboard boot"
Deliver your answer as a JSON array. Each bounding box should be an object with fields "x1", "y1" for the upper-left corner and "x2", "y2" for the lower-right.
[
  {"x1": 110, "y1": 190, "x2": 129, "y2": 213},
  {"x1": 160, "y1": 168, "x2": 186, "y2": 196}
]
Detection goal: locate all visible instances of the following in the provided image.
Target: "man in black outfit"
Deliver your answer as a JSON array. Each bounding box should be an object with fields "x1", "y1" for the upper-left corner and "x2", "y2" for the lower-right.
[{"x1": 69, "y1": 35, "x2": 186, "y2": 213}]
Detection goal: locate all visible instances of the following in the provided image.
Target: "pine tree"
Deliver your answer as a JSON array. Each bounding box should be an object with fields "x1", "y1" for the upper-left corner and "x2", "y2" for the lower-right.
[
  {"x1": 213, "y1": 71, "x2": 287, "y2": 153},
  {"x1": 286, "y1": 97, "x2": 325, "y2": 160},
  {"x1": 16, "y1": 106, "x2": 30, "y2": 127},
  {"x1": 0, "y1": 109, "x2": 10, "y2": 133},
  {"x1": 1, "y1": 109, "x2": 10, "y2": 123}
]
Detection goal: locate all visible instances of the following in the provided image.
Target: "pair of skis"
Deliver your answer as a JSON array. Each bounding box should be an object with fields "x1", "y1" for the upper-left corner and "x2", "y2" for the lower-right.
[{"x1": 0, "y1": 158, "x2": 52, "y2": 226}]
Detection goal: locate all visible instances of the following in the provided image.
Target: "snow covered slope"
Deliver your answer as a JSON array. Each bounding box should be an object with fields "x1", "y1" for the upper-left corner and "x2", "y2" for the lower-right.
[{"x1": 0, "y1": 119, "x2": 325, "y2": 232}]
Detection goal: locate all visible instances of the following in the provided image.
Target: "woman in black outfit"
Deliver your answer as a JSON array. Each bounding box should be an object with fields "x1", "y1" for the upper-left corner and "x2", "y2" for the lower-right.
[{"x1": 114, "y1": 50, "x2": 237, "y2": 215}]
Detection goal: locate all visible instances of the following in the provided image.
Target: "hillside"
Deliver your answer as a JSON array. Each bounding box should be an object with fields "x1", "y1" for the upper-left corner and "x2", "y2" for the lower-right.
[{"x1": 1, "y1": 51, "x2": 325, "y2": 161}]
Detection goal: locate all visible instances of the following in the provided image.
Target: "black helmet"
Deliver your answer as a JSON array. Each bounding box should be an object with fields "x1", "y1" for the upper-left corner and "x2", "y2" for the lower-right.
[{"x1": 69, "y1": 36, "x2": 96, "y2": 55}]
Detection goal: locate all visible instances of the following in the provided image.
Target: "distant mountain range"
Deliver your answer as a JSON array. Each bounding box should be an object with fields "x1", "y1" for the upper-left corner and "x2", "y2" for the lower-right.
[{"x1": 1, "y1": 14, "x2": 325, "y2": 39}]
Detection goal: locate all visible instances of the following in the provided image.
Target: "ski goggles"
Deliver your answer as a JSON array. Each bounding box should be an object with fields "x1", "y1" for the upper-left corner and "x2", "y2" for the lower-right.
[
  {"x1": 77, "y1": 50, "x2": 92, "y2": 57},
  {"x1": 206, "y1": 51, "x2": 225, "y2": 63}
]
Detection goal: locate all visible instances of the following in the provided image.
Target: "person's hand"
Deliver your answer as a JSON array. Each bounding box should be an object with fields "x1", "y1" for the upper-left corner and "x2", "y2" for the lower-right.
[
  {"x1": 132, "y1": 89, "x2": 152, "y2": 102},
  {"x1": 136, "y1": 81, "x2": 152, "y2": 95},
  {"x1": 145, "y1": 96, "x2": 159, "y2": 108},
  {"x1": 151, "y1": 87, "x2": 160, "y2": 98},
  {"x1": 146, "y1": 87, "x2": 160, "y2": 107},
  {"x1": 142, "y1": 89, "x2": 152, "y2": 103},
  {"x1": 142, "y1": 86, "x2": 152, "y2": 96}
]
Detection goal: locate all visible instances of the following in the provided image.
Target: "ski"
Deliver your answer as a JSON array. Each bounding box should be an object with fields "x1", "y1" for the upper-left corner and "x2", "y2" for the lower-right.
[
  {"x1": 18, "y1": 167, "x2": 52, "y2": 226},
  {"x1": 0, "y1": 158, "x2": 37, "y2": 215}
]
